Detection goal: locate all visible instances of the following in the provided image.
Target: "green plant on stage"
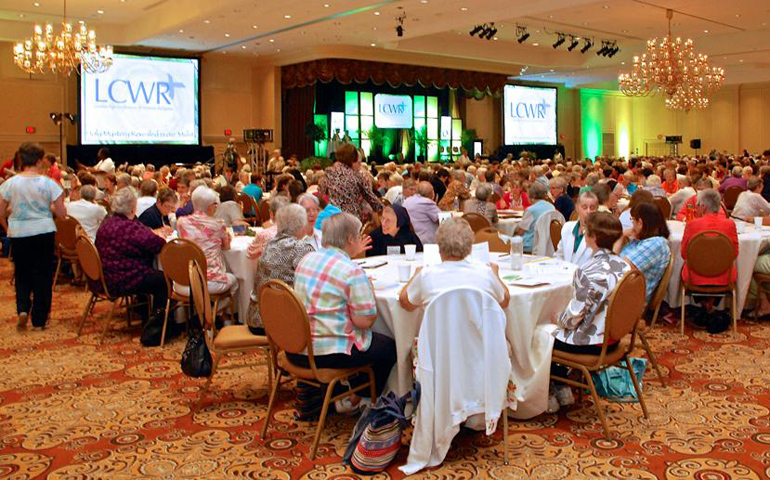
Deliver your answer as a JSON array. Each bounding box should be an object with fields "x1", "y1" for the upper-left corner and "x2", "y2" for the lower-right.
[
  {"x1": 461, "y1": 128, "x2": 476, "y2": 154},
  {"x1": 305, "y1": 122, "x2": 327, "y2": 143},
  {"x1": 367, "y1": 125, "x2": 387, "y2": 161},
  {"x1": 413, "y1": 125, "x2": 428, "y2": 161},
  {"x1": 299, "y1": 156, "x2": 333, "y2": 171}
]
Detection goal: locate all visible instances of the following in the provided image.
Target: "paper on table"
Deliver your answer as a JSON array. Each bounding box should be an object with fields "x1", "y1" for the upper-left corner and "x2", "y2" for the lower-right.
[
  {"x1": 438, "y1": 211, "x2": 452, "y2": 224},
  {"x1": 356, "y1": 259, "x2": 387, "y2": 269},
  {"x1": 471, "y1": 242, "x2": 491, "y2": 264},
  {"x1": 423, "y1": 244, "x2": 441, "y2": 266},
  {"x1": 508, "y1": 278, "x2": 550, "y2": 288}
]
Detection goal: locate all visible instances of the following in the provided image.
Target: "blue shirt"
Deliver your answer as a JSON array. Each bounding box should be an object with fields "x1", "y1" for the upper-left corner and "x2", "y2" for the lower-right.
[
  {"x1": 621, "y1": 236, "x2": 671, "y2": 301},
  {"x1": 519, "y1": 200, "x2": 555, "y2": 252},
  {"x1": 315, "y1": 204, "x2": 342, "y2": 230},
  {"x1": 242, "y1": 184, "x2": 263, "y2": 203},
  {"x1": 0, "y1": 174, "x2": 62, "y2": 238}
]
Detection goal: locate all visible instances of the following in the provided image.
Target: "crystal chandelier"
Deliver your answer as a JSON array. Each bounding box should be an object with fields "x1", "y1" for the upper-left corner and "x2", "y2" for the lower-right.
[
  {"x1": 12, "y1": 0, "x2": 113, "y2": 76},
  {"x1": 618, "y1": 9, "x2": 724, "y2": 111}
]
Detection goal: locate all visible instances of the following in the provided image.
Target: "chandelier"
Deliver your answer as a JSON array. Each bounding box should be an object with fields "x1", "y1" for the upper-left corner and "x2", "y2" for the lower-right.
[
  {"x1": 12, "y1": 0, "x2": 113, "y2": 76},
  {"x1": 618, "y1": 9, "x2": 724, "y2": 111}
]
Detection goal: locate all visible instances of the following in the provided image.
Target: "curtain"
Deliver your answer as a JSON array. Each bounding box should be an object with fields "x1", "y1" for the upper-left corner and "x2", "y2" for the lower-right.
[{"x1": 281, "y1": 85, "x2": 315, "y2": 160}]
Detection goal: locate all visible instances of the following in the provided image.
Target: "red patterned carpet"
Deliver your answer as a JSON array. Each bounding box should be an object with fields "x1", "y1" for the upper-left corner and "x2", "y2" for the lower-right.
[{"x1": 1, "y1": 256, "x2": 770, "y2": 479}]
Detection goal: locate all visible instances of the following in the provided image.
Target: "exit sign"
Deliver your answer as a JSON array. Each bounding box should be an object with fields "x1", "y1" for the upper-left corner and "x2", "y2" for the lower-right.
[
  {"x1": 224, "y1": 129, "x2": 232, "y2": 136},
  {"x1": 25, "y1": 126, "x2": 36, "y2": 134}
]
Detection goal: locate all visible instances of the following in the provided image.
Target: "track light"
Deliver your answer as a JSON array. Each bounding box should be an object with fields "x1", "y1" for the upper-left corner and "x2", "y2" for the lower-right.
[
  {"x1": 580, "y1": 38, "x2": 593, "y2": 53},
  {"x1": 552, "y1": 33, "x2": 565, "y2": 49},
  {"x1": 607, "y1": 42, "x2": 620, "y2": 57},
  {"x1": 516, "y1": 25, "x2": 529, "y2": 43},
  {"x1": 567, "y1": 35, "x2": 579, "y2": 51},
  {"x1": 596, "y1": 41, "x2": 608, "y2": 56},
  {"x1": 469, "y1": 25, "x2": 482, "y2": 36},
  {"x1": 485, "y1": 24, "x2": 497, "y2": 40},
  {"x1": 470, "y1": 23, "x2": 497, "y2": 40},
  {"x1": 395, "y1": 11, "x2": 406, "y2": 37}
]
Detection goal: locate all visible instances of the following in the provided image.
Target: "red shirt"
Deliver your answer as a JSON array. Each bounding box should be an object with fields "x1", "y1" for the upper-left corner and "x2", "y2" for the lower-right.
[
  {"x1": 662, "y1": 179, "x2": 679, "y2": 195},
  {"x1": 681, "y1": 212, "x2": 738, "y2": 286},
  {"x1": 675, "y1": 195, "x2": 728, "y2": 221},
  {"x1": 47, "y1": 164, "x2": 62, "y2": 184},
  {"x1": 0, "y1": 158, "x2": 15, "y2": 179}
]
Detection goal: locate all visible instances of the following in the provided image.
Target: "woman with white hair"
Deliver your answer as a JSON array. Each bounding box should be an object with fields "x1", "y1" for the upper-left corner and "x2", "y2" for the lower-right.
[
  {"x1": 462, "y1": 183, "x2": 499, "y2": 224},
  {"x1": 95, "y1": 187, "x2": 168, "y2": 327},
  {"x1": 644, "y1": 174, "x2": 667, "y2": 198},
  {"x1": 247, "y1": 204, "x2": 314, "y2": 334},
  {"x1": 177, "y1": 187, "x2": 238, "y2": 295},
  {"x1": 399, "y1": 217, "x2": 509, "y2": 310},
  {"x1": 247, "y1": 195, "x2": 290, "y2": 260}
]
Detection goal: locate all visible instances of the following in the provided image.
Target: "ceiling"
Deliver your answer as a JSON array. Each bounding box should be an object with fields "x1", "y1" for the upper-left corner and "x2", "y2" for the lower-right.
[{"x1": 2, "y1": 0, "x2": 770, "y2": 87}]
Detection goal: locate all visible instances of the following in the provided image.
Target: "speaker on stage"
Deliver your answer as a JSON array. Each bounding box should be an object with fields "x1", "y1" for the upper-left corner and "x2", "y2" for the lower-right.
[{"x1": 690, "y1": 139, "x2": 701, "y2": 149}]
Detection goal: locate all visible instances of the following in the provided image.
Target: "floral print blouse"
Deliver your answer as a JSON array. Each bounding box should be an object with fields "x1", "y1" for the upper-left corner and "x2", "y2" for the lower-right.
[
  {"x1": 177, "y1": 212, "x2": 230, "y2": 284},
  {"x1": 320, "y1": 162, "x2": 382, "y2": 221},
  {"x1": 553, "y1": 248, "x2": 630, "y2": 346},
  {"x1": 438, "y1": 180, "x2": 470, "y2": 211}
]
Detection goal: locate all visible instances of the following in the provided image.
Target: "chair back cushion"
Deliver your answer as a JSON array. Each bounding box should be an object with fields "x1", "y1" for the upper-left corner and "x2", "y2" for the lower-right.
[
  {"x1": 259, "y1": 280, "x2": 311, "y2": 355},
  {"x1": 723, "y1": 186, "x2": 743, "y2": 210},
  {"x1": 549, "y1": 219, "x2": 563, "y2": 251},
  {"x1": 473, "y1": 228, "x2": 508, "y2": 253},
  {"x1": 188, "y1": 259, "x2": 213, "y2": 328},
  {"x1": 160, "y1": 238, "x2": 207, "y2": 288},
  {"x1": 462, "y1": 212, "x2": 491, "y2": 233},
  {"x1": 259, "y1": 200, "x2": 271, "y2": 224},
  {"x1": 605, "y1": 269, "x2": 647, "y2": 343},
  {"x1": 653, "y1": 197, "x2": 672, "y2": 219},
  {"x1": 75, "y1": 234, "x2": 103, "y2": 283},
  {"x1": 55, "y1": 216, "x2": 81, "y2": 251},
  {"x1": 685, "y1": 230, "x2": 736, "y2": 278}
]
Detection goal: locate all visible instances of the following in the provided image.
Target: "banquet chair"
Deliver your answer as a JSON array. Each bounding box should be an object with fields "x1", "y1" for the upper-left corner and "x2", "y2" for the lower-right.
[
  {"x1": 653, "y1": 197, "x2": 672, "y2": 220},
  {"x1": 639, "y1": 253, "x2": 676, "y2": 387},
  {"x1": 187, "y1": 259, "x2": 271, "y2": 409},
  {"x1": 550, "y1": 269, "x2": 649, "y2": 440},
  {"x1": 158, "y1": 238, "x2": 236, "y2": 348},
  {"x1": 752, "y1": 271, "x2": 770, "y2": 320},
  {"x1": 462, "y1": 212, "x2": 491, "y2": 233},
  {"x1": 402, "y1": 287, "x2": 510, "y2": 474},
  {"x1": 679, "y1": 230, "x2": 737, "y2": 336},
  {"x1": 569, "y1": 210, "x2": 579, "y2": 221},
  {"x1": 258, "y1": 200, "x2": 271, "y2": 224},
  {"x1": 238, "y1": 193, "x2": 260, "y2": 226},
  {"x1": 258, "y1": 279, "x2": 376, "y2": 461},
  {"x1": 489, "y1": 192, "x2": 501, "y2": 205},
  {"x1": 75, "y1": 233, "x2": 149, "y2": 343},
  {"x1": 549, "y1": 219, "x2": 563, "y2": 252},
  {"x1": 53, "y1": 216, "x2": 82, "y2": 291},
  {"x1": 723, "y1": 185, "x2": 743, "y2": 214},
  {"x1": 474, "y1": 227, "x2": 509, "y2": 253},
  {"x1": 532, "y1": 210, "x2": 565, "y2": 256}
]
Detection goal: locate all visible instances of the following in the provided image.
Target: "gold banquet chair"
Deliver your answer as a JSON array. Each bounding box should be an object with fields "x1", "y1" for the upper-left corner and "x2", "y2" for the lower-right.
[
  {"x1": 549, "y1": 218, "x2": 563, "y2": 252},
  {"x1": 187, "y1": 259, "x2": 271, "y2": 408},
  {"x1": 258, "y1": 279, "x2": 376, "y2": 460},
  {"x1": 474, "y1": 227, "x2": 509, "y2": 253},
  {"x1": 550, "y1": 269, "x2": 649, "y2": 440},
  {"x1": 53, "y1": 216, "x2": 82, "y2": 291},
  {"x1": 638, "y1": 253, "x2": 676, "y2": 387},
  {"x1": 462, "y1": 212, "x2": 492, "y2": 233}
]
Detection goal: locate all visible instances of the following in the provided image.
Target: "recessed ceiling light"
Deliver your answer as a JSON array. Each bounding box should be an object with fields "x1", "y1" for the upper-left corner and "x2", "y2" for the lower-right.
[
  {"x1": 269, "y1": 38, "x2": 275, "y2": 43},
  {"x1": 550, "y1": 69, "x2": 554, "y2": 72},
  {"x1": 460, "y1": 7, "x2": 468, "y2": 11},
  {"x1": 621, "y1": 61, "x2": 625, "y2": 65},
  {"x1": 33, "y1": 2, "x2": 40, "y2": 6},
  {"x1": 735, "y1": 14, "x2": 740, "y2": 18},
  {"x1": 739, "y1": 59, "x2": 744, "y2": 62},
  {"x1": 18, "y1": 13, "x2": 25, "y2": 17},
  {"x1": 179, "y1": 29, "x2": 184, "y2": 33},
  {"x1": 370, "y1": 43, "x2": 376, "y2": 46},
  {"x1": 548, "y1": 15, "x2": 553, "y2": 19},
  {"x1": 222, "y1": 51, "x2": 227, "y2": 54},
  {"x1": 252, "y1": 25, "x2": 258, "y2": 29},
  {"x1": 493, "y1": 36, "x2": 498, "y2": 40},
  {"x1": 324, "y1": 3, "x2": 330, "y2": 7},
  {"x1": 582, "y1": 22, "x2": 588, "y2": 26},
  {"x1": 284, "y1": 14, "x2": 291, "y2": 19},
  {"x1": 241, "y1": 45, "x2": 247, "y2": 49},
  {"x1": 420, "y1": 0, "x2": 428, "y2": 3},
  {"x1": 372, "y1": 27, "x2": 377, "y2": 31},
  {"x1": 225, "y1": 33, "x2": 230, "y2": 37},
  {"x1": 373, "y1": 11, "x2": 380, "y2": 15},
  {"x1": 603, "y1": 4, "x2": 609, "y2": 9},
  {"x1": 277, "y1": 49, "x2": 281, "y2": 52},
  {"x1": 704, "y1": 29, "x2": 709, "y2": 33},
  {"x1": 97, "y1": 9, "x2": 104, "y2": 14},
  {"x1": 532, "y1": 42, "x2": 539, "y2": 46},
  {"x1": 204, "y1": 20, "x2": 211, "y2": 24}
]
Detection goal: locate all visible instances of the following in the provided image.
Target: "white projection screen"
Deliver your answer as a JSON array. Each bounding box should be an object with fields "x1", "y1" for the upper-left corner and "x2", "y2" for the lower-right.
[
  {"x1": 80, "y1": 53, "x2": 200, "y2": 145},
  {"x1": 503, "y1": 85, "x2": 557, "y2": 145}
]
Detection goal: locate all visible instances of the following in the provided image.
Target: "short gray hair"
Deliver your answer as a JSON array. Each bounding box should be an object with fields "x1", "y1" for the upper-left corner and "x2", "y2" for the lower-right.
[
  {"x1": 322, "y1": 212, "x2": 361, "y2": 250},
  {"x1": 275, "y1": 203, "x2": 308, "y2": 236},
  {"x1": 111, "y1": 187, "x2": 136, "y2": 216},
  {"x1": 80, "y1": 185, "x2": 97, "y2": 202},
  {"x1": 475, "y1": 183, "x2": 492, "y2": 202},
  {"x1": 269, "y1": 195, "x2": 290, "y2": 215},
  {"x1": 550, "y1": 177, "x2": 566, "y2": 189},
  {"x1": 646, "y1": 175, "x2": 662, "y2": 187},
  {"x1": 732, "y1": 166, "x2": 743, "y2": 176},
  {"x1": 697, "y1": 189, "x2": 722, "y2": 213},
  {"x1": 435, "y1": 218, "x2": 473, "y2": 259},
  {"x1": 748, "y1": 175, "x2": 762, "y2": 191},
  {"x1": 191, "y1": 186, "x2": 219, "y2": 211},
  {"x1": 189, "y1": 179, "x2": 207, "y2": 192},
  {"x1": 116, "y1": 173, "x2": 131, "y2": 187},
  {"x1": 297, "y1": 193, "x2": 319, "y2": 208},
  {"x1": 528, "y1": 181, "x2": 549, "y2": 200}
]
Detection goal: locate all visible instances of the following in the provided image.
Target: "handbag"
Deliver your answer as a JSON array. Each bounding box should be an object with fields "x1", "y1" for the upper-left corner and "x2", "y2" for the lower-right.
[
  {"x1": 591, "y1": 357, "x2": 647, "y2": 402},
  {"x1": 343, "y1": 383, "x2": 421, "y2": 475},
  {"x1": 180, "y1": 329, "x2": 212, "y2": 378}
]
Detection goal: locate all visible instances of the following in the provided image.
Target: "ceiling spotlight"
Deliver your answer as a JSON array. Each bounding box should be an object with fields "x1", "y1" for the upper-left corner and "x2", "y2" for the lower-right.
[
  {"x1": 580, "y1": 38, "x2": 593, "y2": 53},
  {"x1": 596, "y1": 41, "x2": 608, "y2": 56},
  {"x1": 469, "y1": 25, "x2": 483, "y2": 36},
  {"x1": 485, "y1": 23, "x2": 497, "y2": 40},
  {"x1": 552, "y1": 33, "x2": 565, "y2": 49},
  {"x1": 607, "y1": 42, "x2": 620, "y2": 57},
  {"x1": 567, "y1": 35, "x2": 579, "y2": 51},
  {"x1": 395, "y1": 11, "x2": 406, "y2": 37},
  {"x1": 516, "y1": 25, "x2": 530, "y2": 43}
]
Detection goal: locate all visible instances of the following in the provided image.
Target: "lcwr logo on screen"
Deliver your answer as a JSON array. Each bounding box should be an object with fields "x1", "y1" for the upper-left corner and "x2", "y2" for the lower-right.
[
  {"x1": 378, "y1": 101, "x2": 407, "y2": 115},
  {"x1": 94, "y1": 74, "x2": 185, "y2": 105},
  {"x1": 510, "y1": 98, "x2": 551, "y2": 119}
]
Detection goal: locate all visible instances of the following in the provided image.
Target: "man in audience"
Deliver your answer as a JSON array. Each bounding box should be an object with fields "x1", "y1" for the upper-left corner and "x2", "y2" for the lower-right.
[
  {"x1": 555, "y1": 191, "x2": 598, "y2": 266},
  {"x1": 66, "y1": 185, "x2": 107, "y2": 240},
  {"x1": 403, "y1": 181, "x2": 441, "y2": 245},
  {"x1": 731, "y1": 176, "x2": 770, "y2": 221},
  {"x1": 550, "y1": 177, "x2": 574, "y2": 220},
  {"x1": 136, "y1": 180, "x2": 158, "y2": 217},
  {"x1": 116, "y1": 173, "x2": 132, "y2": 191},
  {"x1": 138, "y1": 187, "x2": 176, "y2": 232},
  {"x1": 515, "y1": 182, "x2": 555, "y2": 253},
  {"x1": 719, "y1": 166, "x2": 748, "y2": 192},
  {"x1": 291, "y1": 212, "x2": 397, "y2": 413},
  {"x1": 676, "y1": 177, "x2": 725, "y2": 220}
]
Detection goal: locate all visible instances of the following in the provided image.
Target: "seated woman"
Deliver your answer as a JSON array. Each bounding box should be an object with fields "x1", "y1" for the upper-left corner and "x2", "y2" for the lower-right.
[
  {"x1": 247, "y1": 204, "x2": 314, "y2": 335},
  {"x1": 95, "y1": 188, "x2": 168, "y2": 326},
  {"x1": 291, "y1": 212, "x2": 396, "y2": 413},
  {"x1": 437, "y1": 170, "x2": 470, "y2": 211},
  {"x1": 215, "y1": 185, "x2": 246, "y2": 227},
  {"x1": 619, "y1": 189, "x2": 654, "y2": 230},
  {"x1": 399, "y1": 217, "x2": 509, "y2": 310},
  {"x1": 247, "y1": 196, "x2": 290, "y2": 260},
  {"x1": 617, "y1": 202, "x2": 671, "y2": 302},
  {"x1": 501, "y1": 178, "x2": 531, "y2": 211},
  {"x1": 177, "y1": 187, "x2": 238, "y2": 297},
  {"x1": 463, "y1": 183, "x2": 499, "y2": 224},
  {"x1": 366, "y1": 204, "x2": 423, "y2": 257}
]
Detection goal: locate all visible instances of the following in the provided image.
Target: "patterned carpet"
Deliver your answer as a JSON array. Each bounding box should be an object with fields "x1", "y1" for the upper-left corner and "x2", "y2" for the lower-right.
[{"x1": 1, "y1": 257, "x2": 770, "y2": 479}]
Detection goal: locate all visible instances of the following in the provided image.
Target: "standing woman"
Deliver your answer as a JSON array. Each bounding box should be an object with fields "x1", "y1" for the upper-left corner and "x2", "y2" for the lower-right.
[
  {"x1": 320, "y1": 144, "x2": 382, "y2": 222},
  {"x1": 0, "y1": 143, "x2": 66, "y2": 329}
]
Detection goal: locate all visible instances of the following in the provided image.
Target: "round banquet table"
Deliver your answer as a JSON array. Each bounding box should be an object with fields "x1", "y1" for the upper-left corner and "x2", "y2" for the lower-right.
[
  {"x1": 222, "y1": 235, "x2": 258, "y2": 323},
  {"x1": 366, "y1": 252, "x2": 576, "y2": 419},
  {"x1": 664, "y1": 220, "x2": 770, "y2": 313}
]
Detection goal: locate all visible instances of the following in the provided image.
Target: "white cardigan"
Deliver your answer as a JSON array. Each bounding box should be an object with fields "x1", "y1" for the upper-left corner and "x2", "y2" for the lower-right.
[{"x1": 555, "y1": 220, "x2": 594, "y2": 267}]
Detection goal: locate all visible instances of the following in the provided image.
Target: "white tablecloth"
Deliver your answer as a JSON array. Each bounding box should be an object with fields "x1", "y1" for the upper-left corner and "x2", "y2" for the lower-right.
[
  {"x1": 368, "y1": 253, "x2": 575, "y2": 419},
  {"x1": 222, "y1": 235, "x2": 258, "y2": 322},
  {"x1": 664, "y1": 220, "x2": 770, "y2": 313}
]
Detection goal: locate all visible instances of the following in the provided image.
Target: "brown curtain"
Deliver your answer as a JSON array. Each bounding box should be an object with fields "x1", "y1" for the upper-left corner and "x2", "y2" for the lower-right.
[{"x1": 281, "y1": 85, "x2": 315, "y2": 160}]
